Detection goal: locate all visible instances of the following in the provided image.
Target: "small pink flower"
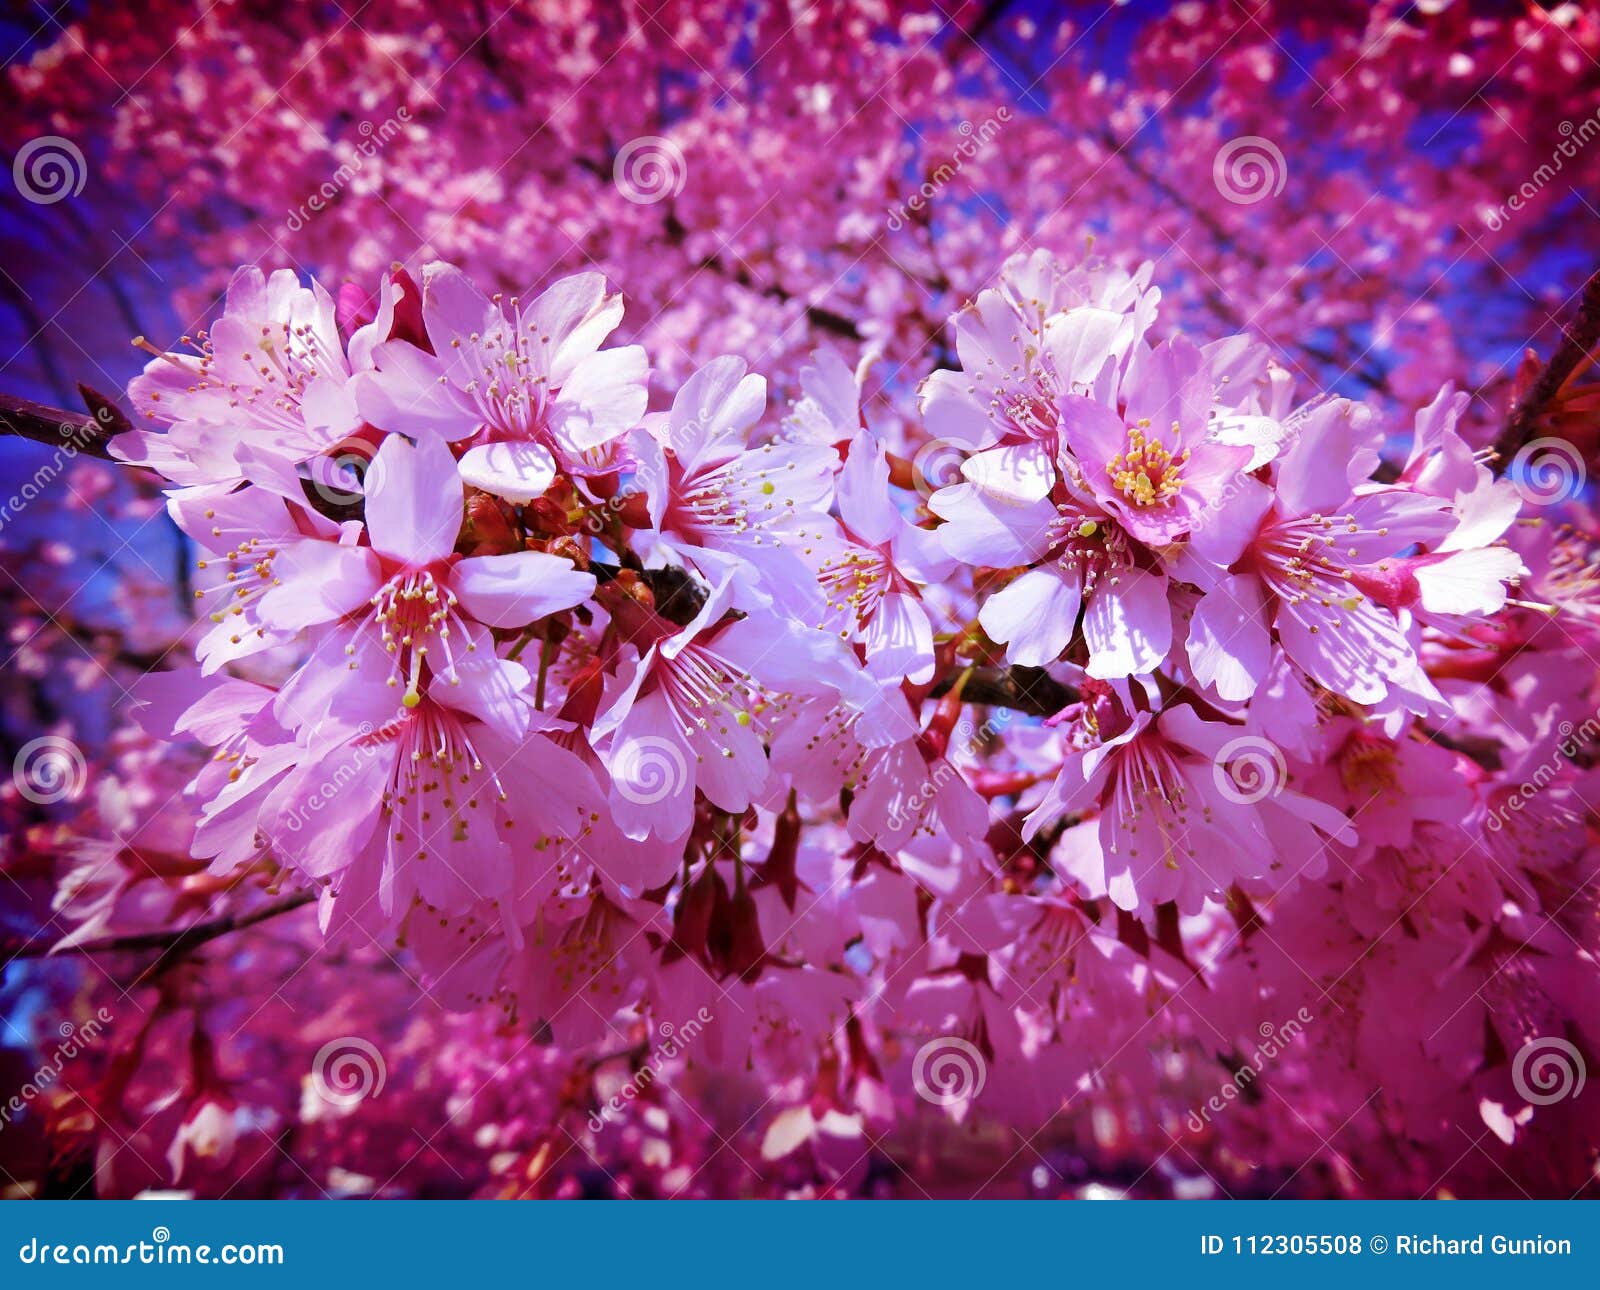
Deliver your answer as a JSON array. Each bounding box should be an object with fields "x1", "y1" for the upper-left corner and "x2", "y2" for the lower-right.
[
  {"x1": 258, "y1": 433, "x2": 593, "y2": 726},
  {"x1": 1059, "y1": 336, "x2": 1253, "y2": 547},
  {"x1": 354, "y1": 263, "x2": 648, "y2": 497}
]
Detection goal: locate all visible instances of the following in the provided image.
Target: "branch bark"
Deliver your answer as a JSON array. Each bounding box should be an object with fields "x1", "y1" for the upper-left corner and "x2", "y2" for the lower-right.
[
  {"x1": 931, "y1": 665, "x2": 1078, "y2": 717},
  {"x1": 0, "y1": 386, "x2": 128, "y2": 460},
  {"x1": 1492, "y1": 268, "x2": 1600, "y2": 470},
  {"x1": 2, "y1": 890, "x2": 315, "y2": 969}
]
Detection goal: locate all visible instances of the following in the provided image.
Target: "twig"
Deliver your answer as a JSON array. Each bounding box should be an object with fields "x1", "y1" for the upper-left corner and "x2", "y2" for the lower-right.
[
  {"x1": 0, "y1": 386, "x2": 127, "y2": 460},
  {"x1": 929, "y1": 665, "x2": 1077, "y2": 717},
  {"x1": 1492, "y1": 268, "x2": 1600, "y2": 470},
  {"x1": 2, "y1": 890, "x2": 316, "y2": 968}
]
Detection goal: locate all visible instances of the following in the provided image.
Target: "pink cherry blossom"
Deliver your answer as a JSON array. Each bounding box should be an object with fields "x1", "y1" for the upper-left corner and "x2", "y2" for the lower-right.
[{"x1": 5, "y1": 0, "x2": 1599, "y2": 1202}]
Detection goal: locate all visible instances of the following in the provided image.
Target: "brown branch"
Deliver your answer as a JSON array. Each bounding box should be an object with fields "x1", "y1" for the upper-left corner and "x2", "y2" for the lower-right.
[
  {"x1": 0, "y1": 386, "x2": 128, "y2": 460},
  {"x1": 2, "y1": 890, "x2": 316, "y2": 969},
  {"x1": 930, "y1": 665, "x2": 1077, "y2": 717},
  {"x1": 1492, "y1": 268, "x2": 1600, "y2": 470}
]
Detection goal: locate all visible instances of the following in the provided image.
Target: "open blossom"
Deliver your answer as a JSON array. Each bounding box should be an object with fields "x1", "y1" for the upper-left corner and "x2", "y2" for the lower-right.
[
  {"x1": 1176, "y1": 401, "x2": 1468, "y2": 705},
  {"x1": 13, "y1": 108, "x2": 1594, "y2": 1205},
  {"x1": 259, "y1": 432, "x2": 593, "y2": 724},
  {"x1": 783, "y1": 348, "x2": 866, "y2": 448},
  {"x1": 938, "y1": 454, "x2": 1172, "y2": 676},
  {"x1": 1026, "y1": 704, "x2": 1353, "y2": 914},
  {"x1": 774, "y1": 670, "x2": 992, "y2": 854},
  {"x1": 166, "y1": 462, "x2": 357, "y2": 672},
  {"x1": 634, "y1": 355, "x2": 839, "y2": 615},
  {"x1": 1058, "y1": 336, "x2": 1253, "y2": 547},
  {"x1": 918, "y1": 249, "x2": 1157, "y2": 455},
  {"x1": 1385, "y1": 384, "x2": 1527, "y2": 619},
  {"x1": 591, "y1": 578, "x2": 843, "y2": 843},
  {"x1": 117, "y1": 266, "x2": 392, "y2": 487},
  {"x1": 816, "y1": 429, "x2": 950, "y2": 683},
  {"x1": 266, "y1": 699, "x2": 607, "y2": 935},
  {"x1": 929, "y1": 292, "x2": 1251, "y2": 678},
  {"x1": 354, "y1": 263, "x2": 649, "y2": 498}
]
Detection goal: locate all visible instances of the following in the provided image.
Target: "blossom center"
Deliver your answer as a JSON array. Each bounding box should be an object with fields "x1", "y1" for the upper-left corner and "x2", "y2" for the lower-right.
[
  {"x1": 1337, "y1": 733, "x2": 1399, "y2": 797},
  {"x1": 359, "y1": 566, "x2": 475, "y2": 706},
  {"x1": 817, "y1": 548, "x2": 889, "y2": 634},
  {"x1": 1106, "y1": 421, "x2": 1187, "y2": 507}
]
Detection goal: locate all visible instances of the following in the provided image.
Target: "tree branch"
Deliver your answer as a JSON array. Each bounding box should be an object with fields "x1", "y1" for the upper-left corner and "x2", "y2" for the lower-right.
[
  {"x1": 931, "y1": 665, "x2": 1077, "y2": 717},
  {"x1": 1492, "y1": 268, "x2": 1600, "y2": 470},
  {"x1": 0, "y1": 386, "x2": 128, "y2": 460},
  {"x1": 2, "y1": 890, "x2": 315, "y2": 969}
]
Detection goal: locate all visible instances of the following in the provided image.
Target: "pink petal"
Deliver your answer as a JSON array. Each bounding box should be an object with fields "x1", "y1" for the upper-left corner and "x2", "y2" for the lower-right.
[
  {"x1": 979, "y1": 567, "x2": 1082, "y2": 668},
  {"x1": 364, "y1": 433, "x2": 463, "y2": 565},
  {"x1": 457, "y1": 441, "x2": 557, "y2": 504},
  {"x1": 451, "y1": 551, "x2": 595, "y2": 627},
  {"x1": 1083, "y1": 567, "x2": 1171, "y2": 678},
  {"x1": 1186, "y1": 575, "x2": 1270, "y2": 701},
  {"x1": 257, "y1": 541, "x2": 381, "y2": 630}
]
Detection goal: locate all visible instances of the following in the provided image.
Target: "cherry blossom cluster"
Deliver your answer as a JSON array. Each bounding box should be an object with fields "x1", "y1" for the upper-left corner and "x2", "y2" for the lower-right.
[
  {"x1": 4, "y1": 0, "x2": 1600, "y2": 1201},
  {"x1": 23, "y1": 244, "x2": 1579, "y2": 1198}
]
